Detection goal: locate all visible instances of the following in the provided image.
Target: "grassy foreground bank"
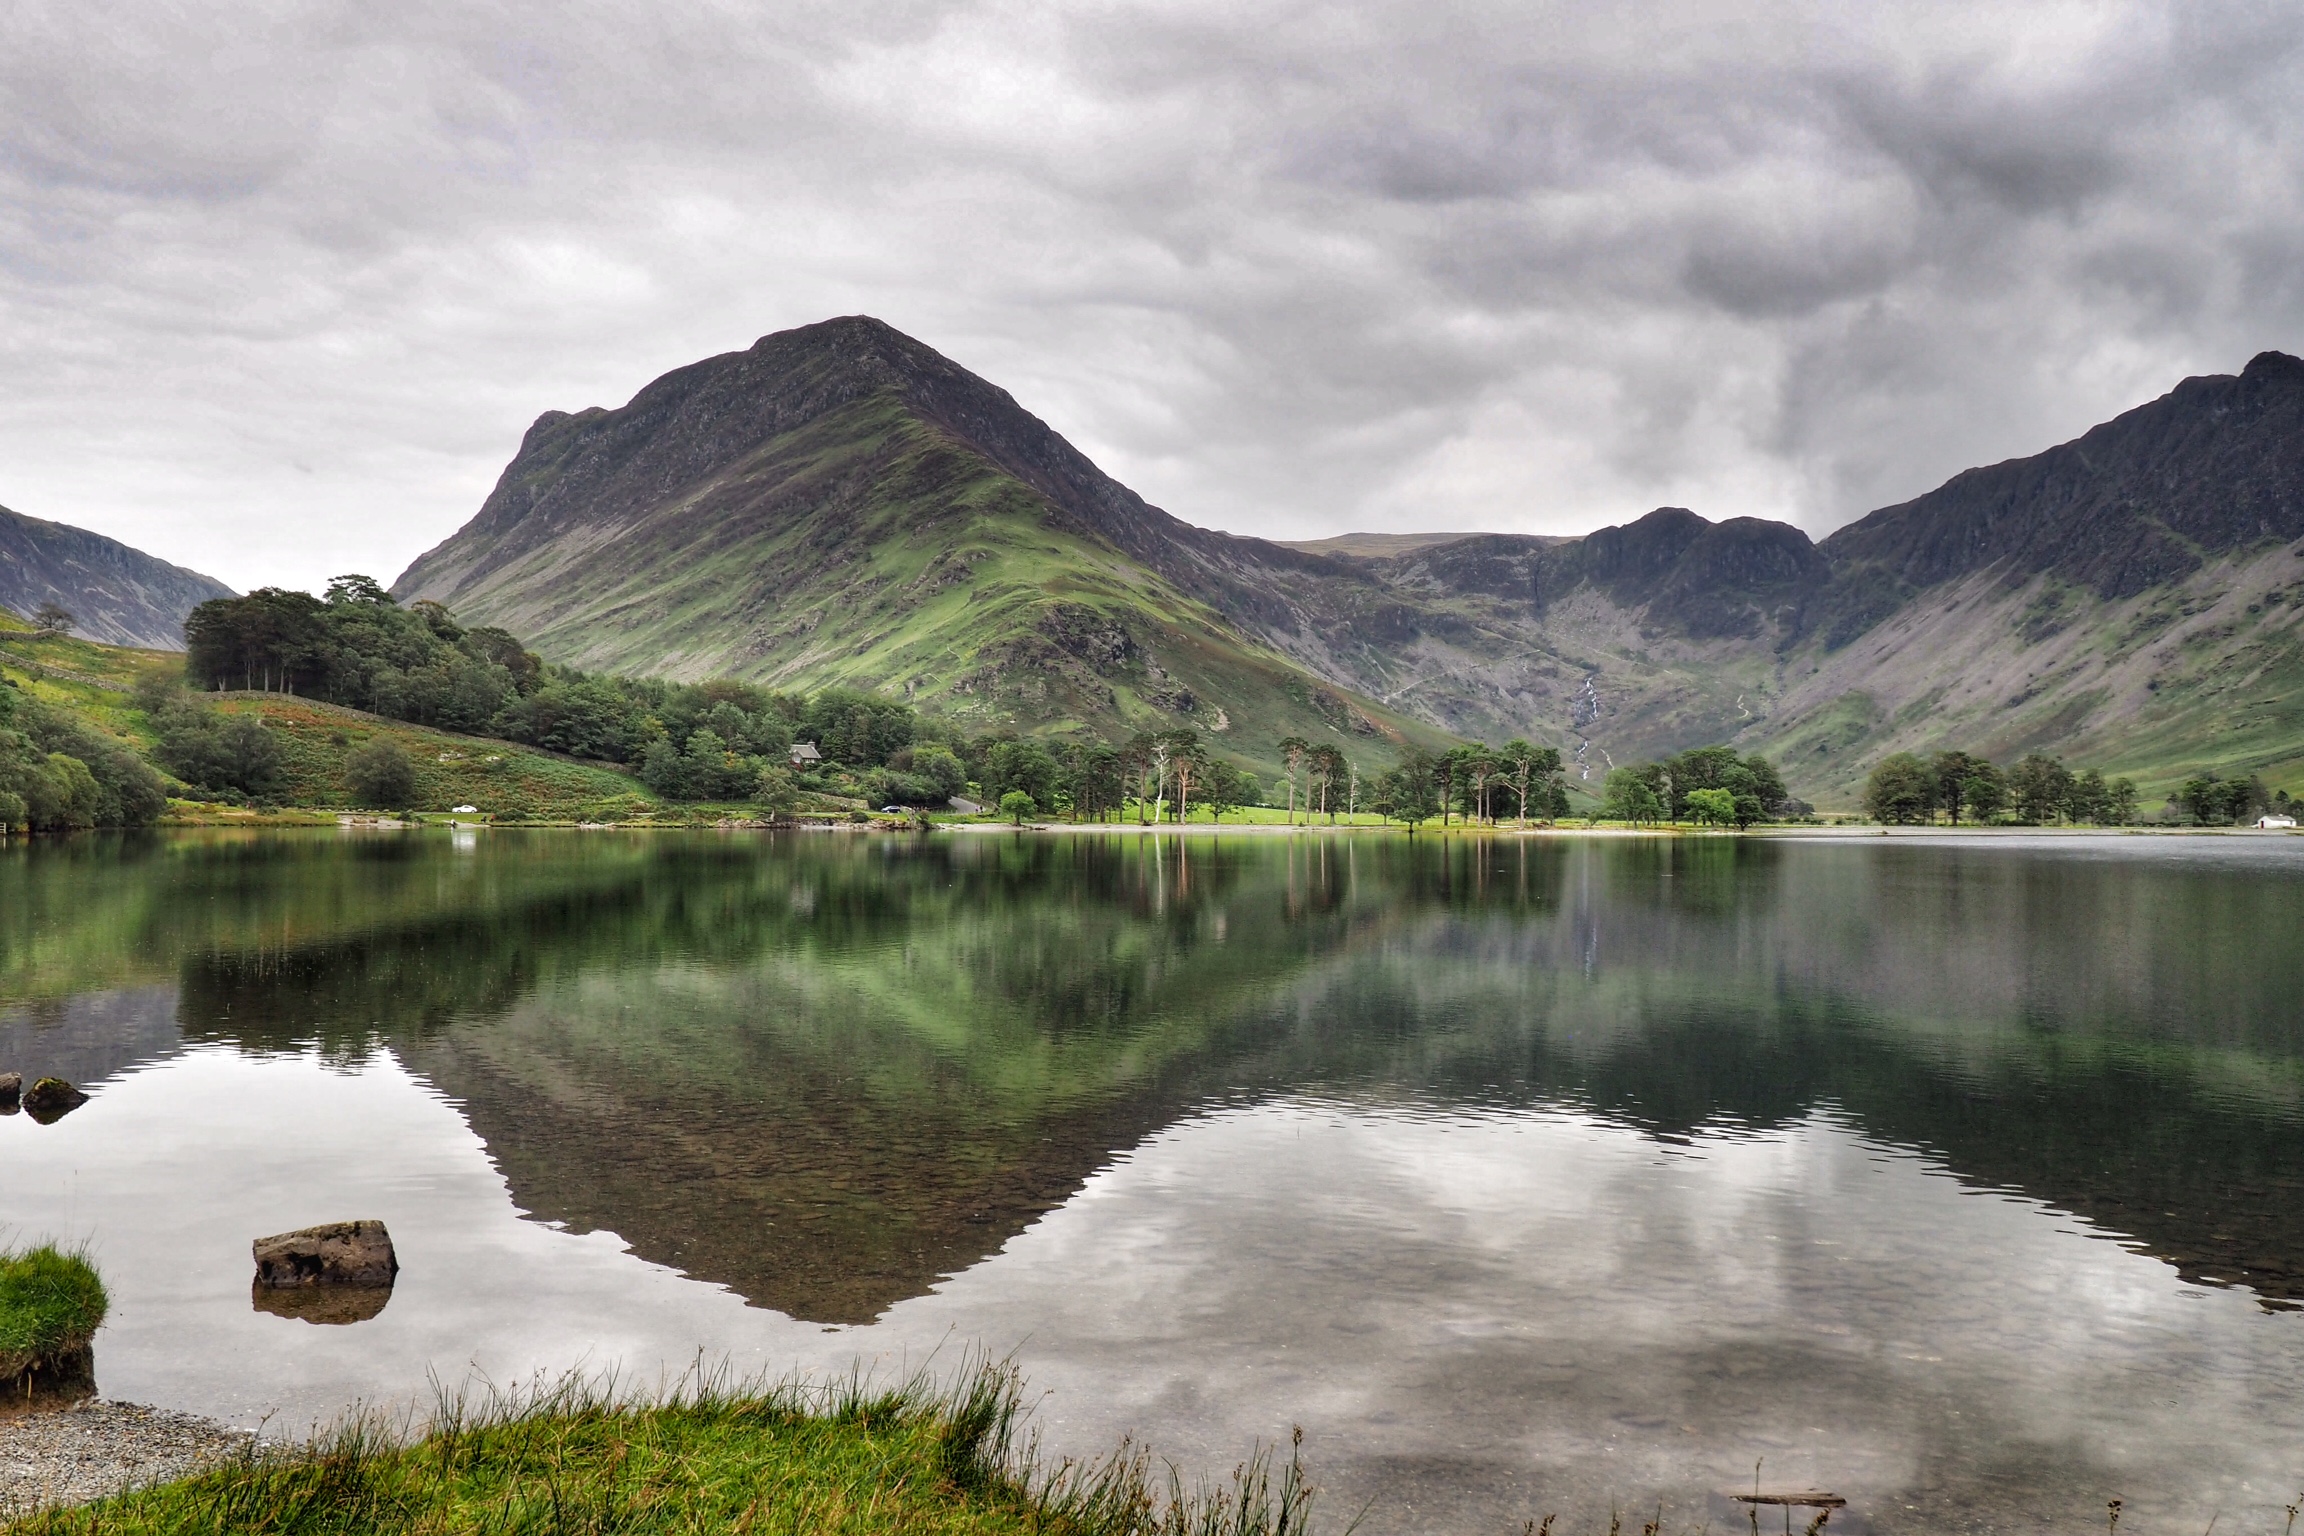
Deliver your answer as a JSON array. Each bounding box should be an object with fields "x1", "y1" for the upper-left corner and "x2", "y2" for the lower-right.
[
  {"x1": 0, "y1": 1245, "x2": 106, "y2": 1386},
  {"x1": 3, "y1": 1364, "x2": 1313, "y2": 1536}
]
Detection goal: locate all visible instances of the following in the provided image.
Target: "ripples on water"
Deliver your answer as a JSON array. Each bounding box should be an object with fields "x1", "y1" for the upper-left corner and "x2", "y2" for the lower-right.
[{"x1": 2, "y1": 829, "x2": 2301, "y2": 1534}]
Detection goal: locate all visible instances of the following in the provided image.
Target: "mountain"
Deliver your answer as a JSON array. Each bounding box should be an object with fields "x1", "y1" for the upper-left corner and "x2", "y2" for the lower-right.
[
  {"x1": 1249, "y1": 352, "x2": 2304, "y2": 795},
  {"x1": 399, "y1": 322, "x2": 2304, "y2": 800},
  {"x1": 394, "y1": 317, "x2": 1452, "y2": 772},
  {"x1": 0, "y1": 504, "x2": 235, "y2": 649}
]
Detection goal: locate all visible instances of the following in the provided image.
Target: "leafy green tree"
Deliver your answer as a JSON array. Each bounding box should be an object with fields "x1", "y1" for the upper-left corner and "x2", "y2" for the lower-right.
[
  {"x1": 753, "y1": 764, "x2": 798, "y2": 820},
  {"x1": 1685, "y1": 787, "x2": 1736, "y2": 827},
  {"x1": 1198, "y1": 758, "x2": 1253, "y2": 822},
  {"x1": 2009, "y1": 754, "x2": 2074, "y2": 823},
  {"x1": 1863, "y1": 753, "x2": 1935, "y2": 824},
  {"x1": 153, "y1": 704, "x2": 285, "y2": 798},
  {"x1": 1499, "y1": 739, "x2": 1562, "y2": 825},
  {"x1": 1161, "y1": 729, "x2": 1206, "y2": 821},
  {"x1": 1277, "y1": 736, "x2": 1311, "y2": 825},
  {"x1": 1931, "y1": 751, "x2": 1982, "y2": 825},
  {"x1": 2068, "y1": 767, "x2": 2111, "y2": 824},
  {"x1": 1962, "y1": 761, "x2": 2007, "y2": 823},
  {"x1": 346, "y1": 738, "x2": 419, "y2": 812},
  {"x1": 1602, "y1": 767, "x2": 1663, "y2": 825},
  {"x1": 983, "y1": 740, "x2": 1061, "y2": 809},
  {"x1": 31, "y1": 602, "x2": 72, "y2": 636},
  {"x1": 999, "y1": 789, "x2": 1037, "y2": 825},
  {"x1": 1309, "y1": 744, "x2": 1348, "y2": 823},
  {"x1": 1370, "y1": 749, "x2": 1440, "y2": 831},
  {"x1": 2107, "y1": 777, "x2": 2139, "y2": 825}
]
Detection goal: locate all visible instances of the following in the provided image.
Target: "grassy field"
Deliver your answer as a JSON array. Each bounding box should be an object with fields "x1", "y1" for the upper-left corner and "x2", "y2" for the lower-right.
[
  {"x1": 0, "y1": 1245, "x2": 107, "y2": 1382},
  {"x1": 200, "y1": 695, "x2": 659, "y2": 823},
  {"x1": 4, "y1": 1363, "x2": 1312, "y2": 1536}
]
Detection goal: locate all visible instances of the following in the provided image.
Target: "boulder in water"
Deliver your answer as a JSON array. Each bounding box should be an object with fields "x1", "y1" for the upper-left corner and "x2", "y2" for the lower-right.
[
  {"x1": 21, "y1": 1078, "x2": 86, "y2": 1125},
  {"x1": 0, "y1": 1072, "x2": 19, "y2": 1114},
  {"x1": 251, "y1": 1221, "x2": 398, "y2": 1290}
]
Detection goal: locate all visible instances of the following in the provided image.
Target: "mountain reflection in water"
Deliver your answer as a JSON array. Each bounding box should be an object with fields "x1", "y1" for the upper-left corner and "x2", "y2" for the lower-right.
[{"x1": 3, "y1": 829, "x2": 2300, "y2": 1324}]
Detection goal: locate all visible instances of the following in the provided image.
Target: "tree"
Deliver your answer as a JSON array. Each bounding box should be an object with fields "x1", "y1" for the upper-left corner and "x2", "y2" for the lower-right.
[
  {"x1": 2068, "y1": 767, "x2": 2111, "y2": 825},
  {"x1": 1060, "y1": 744, "x2": 1124, "y2": 822},
  {"x1": 1863, "y1": 753, "x2": 1935, "y2": 824},
  {"x1": 1962, "y1": 761, "x2": 2007, "y2": 823},
  {"x1": 1931, "y1": 751, "x2": 1982, "y2": 825},
  {"x1": 1310, "y1": 745, "x2": 1349, "y2": 823},
  {"x1": 753, "y1": 764, "x2": 798, "y2": 822},
  {"x1": 1123, "y1": 732, "x2": 1161, "y2": 824},
  {"x1": 31, "y1": 602, "x2": 72, "y2": 636},
  {"x1": 345, "y1": 738, "x2": 419, "y2": 812},
  {"x1": 1370, "y1": 749, "x2": 1441, "y2": 831},
  {"x1": 1499, "y1": 739, "x2": 1561, "y2": 826},
  {"x1": 1461, "y1": 745, "x2": 1500, "y2": 824},
  {"x1": 1685, "y1": 787, "x2": 1736, "y2": 827},
  {"x1": 1200, "y1": 758, "x2": 1252, "y2": 822},
  {"x1": 2107, "y1": 777, "x2": 2139, "y2": 826},
  {"x1": 2009, "y1": 753, "x2": 2074, "y2": 824},
  {"x1": 1163, "y1": 729, "x2": 1205, "y2": 822},
  {"x1": 1000, "y1": 789, "x2": 1037, "y2": 826},
  {"x1": 1277, "y1": 736, "x2": 1310, "y2": 826},
  {"x1": 983, "y1": 740, "x2": 1060, "y2": 809},
  {"x1": 1601, "y1": 767, "x2": 1663, "y2": 825},
  {"x1": 152, "y1": 703, "x2": 285, "y2": 798}
]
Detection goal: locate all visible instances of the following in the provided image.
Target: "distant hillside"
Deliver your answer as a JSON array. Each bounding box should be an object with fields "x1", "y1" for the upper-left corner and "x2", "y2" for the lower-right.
[
  {"x1": 394, "y1": 317, "x2": 1453, "y2": 773},
  {"x1": 1274, "y1": 531, "x2": 1510, "y2": 559},
  {"x1": 398, "y1": 322, "x2": 2304, "y2": 802},
  {"x1": 0, "y1": 504, "x2": 234, "y2": 649}
]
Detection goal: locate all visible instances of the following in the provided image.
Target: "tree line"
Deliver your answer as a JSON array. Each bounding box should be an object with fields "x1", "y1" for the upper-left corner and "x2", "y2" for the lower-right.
[
  {"x1": 1863, "y1": 750, "x2": 2141, "y2": 825},
  {"x1": 1593, "y1": 747, "x2": 1793, "y2": 828}
]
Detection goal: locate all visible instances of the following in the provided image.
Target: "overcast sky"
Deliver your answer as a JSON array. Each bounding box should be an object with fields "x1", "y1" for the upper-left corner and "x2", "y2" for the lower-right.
[{"x1": 5, "y1": 1, "x2": 2302, "y2": 594}]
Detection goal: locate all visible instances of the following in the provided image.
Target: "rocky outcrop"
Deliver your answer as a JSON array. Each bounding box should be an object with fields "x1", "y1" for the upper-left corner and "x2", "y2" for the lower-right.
[
  {"x1": 0, "y1": 1073, "x2": 19, "y2": 1114},
  {"x1": 251, "y1": 1221, "x2": 398, "y2": 1290},
  {"x1": 19, "y1": 1079, "x2": 85, "y2": 1126},
  {"x1": 0, "y1": 506, "x2": 234, "y2": 650}
]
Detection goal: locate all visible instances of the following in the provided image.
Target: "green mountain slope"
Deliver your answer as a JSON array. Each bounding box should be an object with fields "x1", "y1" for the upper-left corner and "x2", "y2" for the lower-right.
[
  {"x1": 398, "y1": 318, "x2": 2304, "y2": 804},
  {"x1": 394, "y1": 320, "x2": 1450, "y2": 774}
]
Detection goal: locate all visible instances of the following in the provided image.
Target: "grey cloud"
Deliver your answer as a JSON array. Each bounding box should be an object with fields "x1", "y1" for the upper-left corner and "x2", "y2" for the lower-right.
[{"x1": 0, "y1": 0, "x2": 2299, "y2": 592}]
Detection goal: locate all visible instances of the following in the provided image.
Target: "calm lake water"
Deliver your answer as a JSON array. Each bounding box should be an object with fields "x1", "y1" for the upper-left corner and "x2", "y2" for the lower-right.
[{"x1": 3, "y1": 828, "x2": 2302, "y2": 1534}]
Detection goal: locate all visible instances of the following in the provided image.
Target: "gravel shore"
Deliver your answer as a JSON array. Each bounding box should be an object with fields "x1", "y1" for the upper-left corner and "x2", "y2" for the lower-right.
[{"x1": 0, "y1": 1401, "x2": 252, "y2": 1515}]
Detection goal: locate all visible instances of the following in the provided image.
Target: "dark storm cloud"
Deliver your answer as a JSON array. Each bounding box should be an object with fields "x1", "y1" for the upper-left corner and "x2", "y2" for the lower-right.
[{"x1": 2, "y1": 0, "x2": 2299, "y2": 590}]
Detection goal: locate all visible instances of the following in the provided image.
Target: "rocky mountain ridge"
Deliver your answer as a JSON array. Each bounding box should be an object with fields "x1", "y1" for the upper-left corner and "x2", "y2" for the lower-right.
[
  {"x1": 396, "y1": 319, "x2": 2304, "y2": 798},
  {"x1": 0, "y1": 504, "x2": 235, "y2": 650}
]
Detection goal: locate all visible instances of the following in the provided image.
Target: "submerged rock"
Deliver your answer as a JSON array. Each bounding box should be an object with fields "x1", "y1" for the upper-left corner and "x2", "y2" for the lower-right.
[
  {"x1": 20, "y1": 1079, "x2": 86, "y2": 1125},
  {"x1": 0, "y1": 1072, "x2": 19, "y2": 1114},
  {"x1": 251, "y1": 1221, "x2": 398, "y2": 1290}
]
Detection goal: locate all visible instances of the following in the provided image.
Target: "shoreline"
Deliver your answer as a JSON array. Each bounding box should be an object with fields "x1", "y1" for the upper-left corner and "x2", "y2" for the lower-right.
[{"x1": 0, "y1": 1400, "x2": 251, "y2": 1516}]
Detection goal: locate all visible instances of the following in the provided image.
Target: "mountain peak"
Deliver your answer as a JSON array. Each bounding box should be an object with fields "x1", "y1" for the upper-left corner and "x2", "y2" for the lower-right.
[{"x1": 2242, "y1": 349, "x2": 2304, "y2": 384}]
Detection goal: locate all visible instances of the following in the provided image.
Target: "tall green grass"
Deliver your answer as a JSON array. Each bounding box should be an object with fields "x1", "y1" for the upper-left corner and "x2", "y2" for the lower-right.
[
  {"x1": 4, "y1": 1357, "x2": 1315, "y2": 1536},
  {"x1": 0, "y1": 1244, "x2": 107, "y2": 1378}
]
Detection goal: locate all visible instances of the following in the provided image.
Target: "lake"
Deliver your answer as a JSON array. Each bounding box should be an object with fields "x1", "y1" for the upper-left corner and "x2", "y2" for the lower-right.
[{"x1": 3, "y1": 828, "x2": 2301, "y2": 1534}]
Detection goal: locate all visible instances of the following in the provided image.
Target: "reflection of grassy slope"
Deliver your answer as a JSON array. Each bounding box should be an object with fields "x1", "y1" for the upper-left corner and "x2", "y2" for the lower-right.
[
  {"x1": 425, "y1": 395, "x2": 1451, "y2": 775},
  {"x1": 390, "y1": 839, "x2": 1401, "y2": 1320},
  {"x1": 0, "y1": 833, "x2": 662, "y2": 1009}
]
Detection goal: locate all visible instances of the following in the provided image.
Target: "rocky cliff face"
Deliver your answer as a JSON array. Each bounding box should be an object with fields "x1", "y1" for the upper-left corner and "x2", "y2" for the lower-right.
[
  {"x1": 0, "y1": 505, "x2": 234, "y2": 650},
  {"x1": 396, "y1": 321, "x2": 2304, "y2": 797}
]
